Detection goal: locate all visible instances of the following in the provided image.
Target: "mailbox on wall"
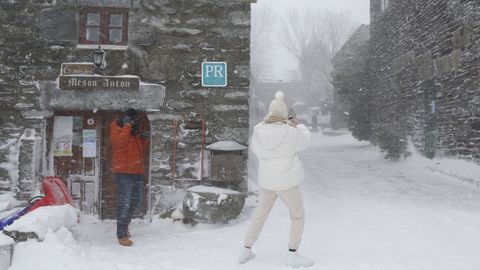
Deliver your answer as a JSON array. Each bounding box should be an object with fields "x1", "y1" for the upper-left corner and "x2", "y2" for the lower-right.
[{"x1": 206, "y1": 140, "x2": 247, "y2": 191}]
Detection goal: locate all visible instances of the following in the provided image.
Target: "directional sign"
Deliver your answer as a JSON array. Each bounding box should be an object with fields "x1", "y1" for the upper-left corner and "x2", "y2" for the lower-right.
[{"x1": 202, "y1": 62, "x2": 227, "y2": 87}]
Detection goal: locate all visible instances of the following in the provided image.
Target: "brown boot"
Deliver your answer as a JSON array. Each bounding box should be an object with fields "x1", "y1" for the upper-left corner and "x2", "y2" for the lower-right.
[{"x1": 118, "y1": 237, "x2": 133, "y2": 246}]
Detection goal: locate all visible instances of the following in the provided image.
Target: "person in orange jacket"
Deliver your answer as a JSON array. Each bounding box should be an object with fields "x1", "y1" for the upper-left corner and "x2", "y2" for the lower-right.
[{"x1": 110, "y1": 108, "x2": 149, "y2": 246}]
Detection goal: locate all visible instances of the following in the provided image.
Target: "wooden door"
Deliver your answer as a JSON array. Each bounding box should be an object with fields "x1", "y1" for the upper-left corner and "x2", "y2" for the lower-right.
[{"x1": 48, "y1": 111, "x2": 102, "y2": 215}]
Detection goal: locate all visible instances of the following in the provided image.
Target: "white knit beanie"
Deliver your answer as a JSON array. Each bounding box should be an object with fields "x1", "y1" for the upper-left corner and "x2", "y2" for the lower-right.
[{"x1": 268, "y1": 91, "x2": 288, "y2": 119}]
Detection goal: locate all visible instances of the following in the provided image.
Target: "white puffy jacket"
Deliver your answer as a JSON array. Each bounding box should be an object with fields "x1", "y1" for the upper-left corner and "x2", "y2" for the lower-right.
[{"x1": 251, "y1": 122, "x2": 311, "y2": 191}]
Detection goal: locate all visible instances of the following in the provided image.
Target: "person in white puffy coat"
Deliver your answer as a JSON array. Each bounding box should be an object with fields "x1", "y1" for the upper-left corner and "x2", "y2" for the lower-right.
[{"x1": 238, "y1": 91, "x2": 315, "y2": 268}]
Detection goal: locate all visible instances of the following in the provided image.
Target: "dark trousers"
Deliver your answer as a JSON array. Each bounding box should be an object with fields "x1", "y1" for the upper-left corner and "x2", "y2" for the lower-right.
[{"x1": 115, "y1": 173, "x2": 143, "y2": 239}]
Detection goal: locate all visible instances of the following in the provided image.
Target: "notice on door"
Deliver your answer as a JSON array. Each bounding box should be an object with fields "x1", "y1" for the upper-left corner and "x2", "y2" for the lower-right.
[
  {"x1": 82, "y1": 129, "x2": 97, "y2": 158},
  {"x1": 53, "y1": 116, "x2": 73, "y2": 156}
]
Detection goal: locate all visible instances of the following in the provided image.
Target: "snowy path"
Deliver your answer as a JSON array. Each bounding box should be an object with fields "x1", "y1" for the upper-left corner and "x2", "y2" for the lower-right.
[{"x1": 9, "y1": 133, "x2": 480, "y2": 270}]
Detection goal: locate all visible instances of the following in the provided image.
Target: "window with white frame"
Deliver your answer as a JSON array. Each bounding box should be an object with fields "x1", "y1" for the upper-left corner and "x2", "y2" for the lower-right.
[
  {"x1": 381, "y1": 0, "x2": 390, "y2": 12},
  {"x1": 80, "y1": 7, "x2": 129, "y2": 45}
]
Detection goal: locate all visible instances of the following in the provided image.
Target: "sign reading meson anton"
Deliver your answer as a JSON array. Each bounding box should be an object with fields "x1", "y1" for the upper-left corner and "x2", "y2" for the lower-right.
[{"x1": 58, "y1": 75, "x2": 140, "y2": 91}]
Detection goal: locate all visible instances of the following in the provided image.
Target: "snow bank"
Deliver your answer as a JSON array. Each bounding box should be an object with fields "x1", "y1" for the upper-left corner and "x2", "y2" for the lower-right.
[
  {"x1": 4, "y1": 205, "x2": 78, "y2": 240},
  {"x1": 311, "y1": 132, "x2": 480, "y2": 188},
  {"x1": 412, "y1": 151, "x2": 480, "y2": 188},
  {"x1": 0, "y1": 233, "x2": 13, "y2": 246},
  {"x1": 9, "y1": 227, "x2": 78, "y2": 270}
]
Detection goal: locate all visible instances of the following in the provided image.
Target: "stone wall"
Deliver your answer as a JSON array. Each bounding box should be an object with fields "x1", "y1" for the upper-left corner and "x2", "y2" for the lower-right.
[
  {"x1": 0, "y1": 0, "x2": 252, "y2": 216},
  {"x1": 0, "y1": 0, "x2": 51, "y2": 197},
  {"x1": 367, "y1": 0, "x2": 480, "y2": 160}
]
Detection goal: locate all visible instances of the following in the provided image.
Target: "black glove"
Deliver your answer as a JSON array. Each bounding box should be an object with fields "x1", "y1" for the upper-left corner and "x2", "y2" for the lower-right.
[
  {"x1": 122, "y1": 115, "x2": 132, "y2": 125},
  {"x1": 117, "y1": 115, "x2": 132, "y2": 127},
  {"x1": 141, "y1": 130, "x2": 150, "y2": 140},
  {"x1": 130, "y1": 120, "x2": 139, "y2": 136}
]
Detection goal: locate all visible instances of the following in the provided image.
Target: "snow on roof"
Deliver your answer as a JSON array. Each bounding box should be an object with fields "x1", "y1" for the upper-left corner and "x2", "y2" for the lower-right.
[
  {"x1": 140, "y1": 82, "x2": 164, "y2": 86},
  {"x1": 206, "y1": 140, "x2": 247, "y2": 151},
  {"x1": 187, "y1": 185, "x2": 241, "y2": 195}
]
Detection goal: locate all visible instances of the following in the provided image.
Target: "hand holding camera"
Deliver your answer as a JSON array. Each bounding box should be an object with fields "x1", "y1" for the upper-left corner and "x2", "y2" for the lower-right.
[
  {"x1": 288, "y1": 116, "x2": 298, "y2": 127},
  {"x1": 122, "y1": 115, "x2": 133, "y2": 125},
  {"x1": 117, "y1": 115, "x2": 133, "y2": 127}
]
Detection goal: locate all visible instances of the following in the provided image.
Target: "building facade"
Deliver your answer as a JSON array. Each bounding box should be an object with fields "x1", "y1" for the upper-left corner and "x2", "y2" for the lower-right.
[
  {"x1": 0, "y1": 0, "x2": 253, "y2": 220},
  {"x1": 334, "y1": 0, "x2": 480, "y2": 161}
]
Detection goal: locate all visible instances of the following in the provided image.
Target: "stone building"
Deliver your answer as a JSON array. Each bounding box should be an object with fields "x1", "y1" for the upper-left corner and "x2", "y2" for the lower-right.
[
  {"x1": 0, "y1": 0, "x2": 253, "y2": 220},
  {"x1": 334, "y1": 0, "x2": 480, "y2": 161}
]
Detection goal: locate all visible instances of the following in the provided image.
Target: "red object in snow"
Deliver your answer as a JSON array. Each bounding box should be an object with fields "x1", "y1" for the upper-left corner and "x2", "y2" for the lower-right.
[{"x1": 28, "y1": 176, "x2": 74, "y2": 212}]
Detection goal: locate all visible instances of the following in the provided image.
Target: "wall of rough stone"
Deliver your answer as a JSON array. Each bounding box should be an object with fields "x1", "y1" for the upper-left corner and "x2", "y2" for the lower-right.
[
  {"x1": 0, "y1": 0, "x2": 52, "y2": 197},
  {"x1": 0, "y1": 0, "x2": 252, "y2": 216},
  {"x1": 368, "y1": 0, "x2": 480, "y2": 161}
]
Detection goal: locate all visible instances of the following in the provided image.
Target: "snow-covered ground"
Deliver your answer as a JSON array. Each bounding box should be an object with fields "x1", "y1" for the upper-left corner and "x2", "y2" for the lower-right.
[{"x1": 6, "y1": 133, "x2": 480, "y2": 270}]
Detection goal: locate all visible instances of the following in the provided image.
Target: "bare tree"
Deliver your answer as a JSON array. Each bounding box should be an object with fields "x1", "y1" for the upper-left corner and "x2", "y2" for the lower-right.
[
  {"x1": 315, "y1": 10, "x2": 356, "y2": 75},
  {"x1": 280, "y1": 8, "x2": 357, "y2": 102},
  {"x1": 250, "y1": 5, "x2": 276, "y2": 83},
  {"x1": 281, "y1": 9, "x2": 316, "y2": 64}
]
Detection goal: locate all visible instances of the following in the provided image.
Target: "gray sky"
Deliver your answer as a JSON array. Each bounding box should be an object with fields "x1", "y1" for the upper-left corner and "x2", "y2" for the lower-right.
[
  {"x1": 254, "y1": 0, "x2": 370, "y2": 24},
  {"x1": 253, "y1": 0, "x2": 370, "y2": 81}
]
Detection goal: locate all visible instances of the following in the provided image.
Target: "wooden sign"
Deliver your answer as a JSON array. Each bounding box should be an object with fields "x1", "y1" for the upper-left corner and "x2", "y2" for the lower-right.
[
  {"x1": 61, "y1": 63, "x2": 95, "y2": 76},
  {"x1": 59, "y1": 75, "x2": 140, "y2": 91}
]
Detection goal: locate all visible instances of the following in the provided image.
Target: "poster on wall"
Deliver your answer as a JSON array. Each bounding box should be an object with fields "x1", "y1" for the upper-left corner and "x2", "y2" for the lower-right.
[
  {"x1": 82, "y1": 129, "x2": 97, "y2": 158},
  {"x1": 53, "y1": 116, "x2": 73, "y2": 157}
]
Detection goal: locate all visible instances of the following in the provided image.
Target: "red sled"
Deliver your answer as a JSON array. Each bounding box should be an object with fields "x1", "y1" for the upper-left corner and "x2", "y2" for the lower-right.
[
  {"x1": 28, "y1": 176, "x2": 75, "y2": 212},
  {"x1": 1, "y1": 177, "x2": 75, "y2": 231}
]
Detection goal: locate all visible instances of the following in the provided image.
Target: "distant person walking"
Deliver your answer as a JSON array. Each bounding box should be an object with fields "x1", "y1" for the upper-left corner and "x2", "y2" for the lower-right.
[
  {"x1": 311, "y1": 113, "x2": 318, "y2": 133},
  {"x1": 239, "y1": 92, "x2": 314, "y2": 267},
  {"x1": 110, "y1": 108, "x2": 149, "y2": 246}
]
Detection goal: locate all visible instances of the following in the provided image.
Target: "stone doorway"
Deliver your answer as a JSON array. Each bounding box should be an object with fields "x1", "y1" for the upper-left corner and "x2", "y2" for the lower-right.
[{"x1": 46, "y1": 110, "x2": 150, "y2": 220}]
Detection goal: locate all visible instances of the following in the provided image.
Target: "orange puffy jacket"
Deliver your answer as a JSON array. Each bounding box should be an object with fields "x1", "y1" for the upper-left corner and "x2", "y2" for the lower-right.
[{"x1": 110, "y1": 120, "x2": 149, "y2": 174}]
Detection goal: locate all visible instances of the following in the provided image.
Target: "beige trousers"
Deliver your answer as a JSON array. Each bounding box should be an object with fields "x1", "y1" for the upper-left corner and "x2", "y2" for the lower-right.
[{"x1": 244, "y1": 186, "x2": 305, "y2": 250}]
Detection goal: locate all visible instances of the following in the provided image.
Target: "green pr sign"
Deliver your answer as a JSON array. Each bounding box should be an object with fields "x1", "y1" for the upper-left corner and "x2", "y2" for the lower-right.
[{"x1": 202, "y1": 62, "x2": 227, "y2": 87}]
